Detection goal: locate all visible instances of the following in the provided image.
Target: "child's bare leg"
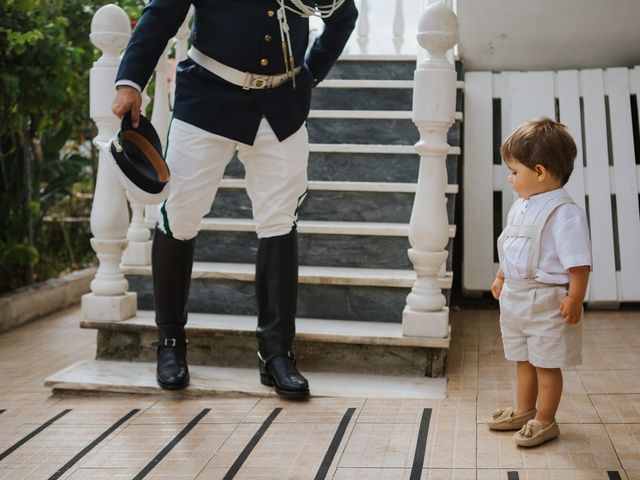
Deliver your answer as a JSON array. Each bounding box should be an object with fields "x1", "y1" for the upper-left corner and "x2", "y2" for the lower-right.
[
  {"x1": 535, "y1": 367, "x2": 563, "y2": 426},
  {"x1": 515, "y1": 361, "x2": 537, "y2": 415}
]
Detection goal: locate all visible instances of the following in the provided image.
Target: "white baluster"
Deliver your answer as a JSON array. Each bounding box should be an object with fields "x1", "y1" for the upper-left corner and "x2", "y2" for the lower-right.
[
  {"x1": 122, "y1": 200, "x2": 151, "y2": 265},
  {"x1": 357, "y1": 0, "x2": 369, "y2": 45},
  {"x1": 82, "y1": 4, "x2": 137, "y2": 321},
  {"x1": 171, "y1": 7, "x2": 193, "y2": 108},
  {"x1": 403, "y1": 1, "x2": 458, "y2": 338},
  {"x1": 152, "y1": 43, "x2": 172, "y2": 151},
  {"x1": 393, "y1": 0, "x2": 404, "y2": 39},
  {"x1": 393, "y1": 0, "x2": 405, "y2": 53}
]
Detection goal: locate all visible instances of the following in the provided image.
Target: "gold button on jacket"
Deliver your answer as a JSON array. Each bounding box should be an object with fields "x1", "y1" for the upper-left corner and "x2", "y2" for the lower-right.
[{"x1": 260, "y1": 58, "x2": 269, "y2": 67}]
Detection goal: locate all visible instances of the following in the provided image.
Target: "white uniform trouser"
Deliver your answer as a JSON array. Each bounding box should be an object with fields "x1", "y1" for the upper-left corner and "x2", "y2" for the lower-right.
[{"x1": 158, "y1": 117, "x2": 309, "y2": 240}]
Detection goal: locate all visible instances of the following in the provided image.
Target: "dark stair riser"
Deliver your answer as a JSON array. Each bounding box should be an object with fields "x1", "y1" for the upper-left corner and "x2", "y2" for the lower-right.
[
  {"x1": 128, "y1": 276, "x2": 416, "y2": 322},
  {"x1": 326, "y1": 60, "x2": 416, "y2": 80},
  {"x1": 311, "y1": 88, "x2": 412, "y2": 111},
  {"x1": 96, "y1": 329, "x2": 446, "y2": 377},
  {"x1": 208, "y1": 190, "x2": 456, "y2": 224},
  {"x1": 224, "y1": 153, "x2": 459, "y2": 184},
  {"x1": 311, "y1": 86, "x2": 464, "y2": 113},
  {"x1": 307, "y1": 117, "x2": 460, "y2": 145},
  {"x1": 195, "y1": 231, "x2": 413, "y2": 269}
]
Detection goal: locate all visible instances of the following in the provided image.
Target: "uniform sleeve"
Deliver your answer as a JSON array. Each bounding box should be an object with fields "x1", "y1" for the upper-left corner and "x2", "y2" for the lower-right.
[
  {"x1": 116, "y1": 0, "x2": 192, "y2": 90},
  {"x1": 551, "y1": 204, "x2": 592, "y2": 270},
  {"x1": 304, "y1": 0, "x2": 358, "y2": 84}
]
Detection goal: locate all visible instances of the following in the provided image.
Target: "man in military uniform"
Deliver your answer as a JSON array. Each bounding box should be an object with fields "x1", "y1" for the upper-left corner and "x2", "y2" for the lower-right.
[{"x1": 111, "y1": 0, "x2": 358, "y2": 398}]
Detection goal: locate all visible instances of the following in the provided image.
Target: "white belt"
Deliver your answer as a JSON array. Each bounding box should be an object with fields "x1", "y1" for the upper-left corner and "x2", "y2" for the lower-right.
[{"x1": 188, "y1": 46, "x2": 300, "y2": 90}]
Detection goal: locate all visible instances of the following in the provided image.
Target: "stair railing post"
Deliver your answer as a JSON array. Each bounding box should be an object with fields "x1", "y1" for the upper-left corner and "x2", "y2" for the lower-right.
[
  {"x1": 82, "y1": 4, "x2": 137, "y2": 321},
  {"x1": 357, "y1": 0, "x2": 369, "y2": 45},
  {"x1": 403, "y1": 1, "x2": 458, "y2": 338}
]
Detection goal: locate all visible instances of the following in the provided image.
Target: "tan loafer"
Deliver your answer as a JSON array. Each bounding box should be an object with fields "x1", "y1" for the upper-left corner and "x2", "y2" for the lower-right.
[
  {"x1": 513, "y1": 419, "x2": 560, "y2": 447},
  {"x1": 486, "y1": 407, "x2": 536, "y2": 431}
]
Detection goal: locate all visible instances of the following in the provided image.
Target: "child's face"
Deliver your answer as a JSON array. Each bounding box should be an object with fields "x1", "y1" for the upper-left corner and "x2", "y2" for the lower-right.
[{"x1": 505, "y1": 157, "x2": 545, "y2": 199}]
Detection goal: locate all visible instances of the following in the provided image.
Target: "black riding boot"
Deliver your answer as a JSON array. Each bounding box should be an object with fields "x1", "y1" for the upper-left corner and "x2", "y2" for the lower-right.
[
  {"x1": 255, "y1": 229, "x2": 309, "y2": 399},
  {"x1": 152, "y1": 227, "x2": 194, "y2": 390}
]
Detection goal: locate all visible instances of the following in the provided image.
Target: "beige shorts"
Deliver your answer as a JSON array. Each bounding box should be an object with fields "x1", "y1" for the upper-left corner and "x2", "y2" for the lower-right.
[{"x1": 499, "y1": 279, "x2": 582, "y2": 368}]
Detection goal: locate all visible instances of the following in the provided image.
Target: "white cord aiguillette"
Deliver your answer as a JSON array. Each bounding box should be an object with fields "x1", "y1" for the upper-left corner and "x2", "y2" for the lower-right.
[{"x1": 276, "y1": 0, "x2": 347, "y2": 88}]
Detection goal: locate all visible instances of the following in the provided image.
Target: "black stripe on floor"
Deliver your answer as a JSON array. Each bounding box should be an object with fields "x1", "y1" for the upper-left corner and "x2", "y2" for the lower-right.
[
  {"x1": 409, "y1": 408, "x2": 432, "y2": 480},
  {"x1": 507, "y1": 472, "x2": 519, "y2": 480},
  {"x1": 47, "y1": 408, "x2": 140, "y2": 480},
  {"x1": 223, "y1": 407, "x2": 282, "y2": 480},
  {"x1": 0, "y1": 409, "x2": 72, "y2": 462},
  {"x1": 314, "y1": 407, "x2": 356, "y2": 480},
  {"x1": 0, "y1": 410, "x2": 5, "y2": 415},
  {"x1": 133, "y1": 408, "x2": 210, "y2": 480},
  {"x1": 608, "y1": 472, "x2": 622, "y2": 480}
]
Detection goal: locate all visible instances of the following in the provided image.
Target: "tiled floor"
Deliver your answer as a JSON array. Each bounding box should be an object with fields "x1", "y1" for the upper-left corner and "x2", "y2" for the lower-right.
[{"x1": 0, "y1": 307, "x2": 638, "y2": 479}]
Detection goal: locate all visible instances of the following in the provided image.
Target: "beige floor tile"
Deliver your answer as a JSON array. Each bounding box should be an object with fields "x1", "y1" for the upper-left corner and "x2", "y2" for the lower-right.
[
  {"x1": 332, "y1": 469, "x2": 477, "y2": 480},
  {"x1": 606, "y1": 424, "x2": 640, "y2": 470},
  {"x1": 626, "y1": 471, "x2": 640, "y2": 480},
  {"x1": 78, "y1": 422, "x2": 235, "y2": 470},
  {"x1": 590, "y1": 395, "x2": 640, "y2": 423},
  {"x1": 579, "y1": 371, "x2": 640, "y2": 395},
  {"x1": 357, "y1": 399, "x2": 441, "y2": 424},
  {"x1": 0, "y1": 423, "x2": 121, "y2": 477},
  {"x1": 556, "y1": 395, "x2": 601, "y2": 424},
  {"x1": 132, "y1": 398, "x2": 259, "y2": 425},
  {"x1": 200, "y1": 420, "x2": 354, "y2": 479},
  {"x1": 582, "y1": 311, "x2": 640, "y2": 331},
  {"x1": 577, "y1": 346, "x2": 640, "y2": 372},
  {"x1": 64, "y1": 468, "x2": 142, "y2": 479},
  {"x1": 331, "y1": 468, "x2": 411, "y2": 480},
  {"x1": 476, "y1": 469, "x2": 628, "y2": 479},
  {"x1": 243, "y1": 397, "x2": 365, "y2": 423},
  {"x1": 425, "y1": 400, "x2": 477, "y2": 469},
  {"x1": 477, "y1": 424, "x2": 622, "y2": 470},
  {"x1": 338, "y1": 423, "x2": 418, "y2": 468}
]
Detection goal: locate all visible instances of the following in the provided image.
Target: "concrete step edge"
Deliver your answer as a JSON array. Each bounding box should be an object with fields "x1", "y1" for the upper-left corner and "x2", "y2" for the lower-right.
[
  {"x1": 123, "y1": 262, "x2": 453, "y2": 289},
  {"x1": 191, "y1": 218, "x2": 456, "y2": 238},
  {"x1": 81, "y1": 311, "x2": 451, "y2": 348},
  {"x1": 217, "y1": 179, "x2": 459, "y2": 194},
  {"x1": 308, "y1": 143, "x2": 461, "y2": 155},
  {"x1": 44, "y1": 359, "x2": 447, "y2": 399}
]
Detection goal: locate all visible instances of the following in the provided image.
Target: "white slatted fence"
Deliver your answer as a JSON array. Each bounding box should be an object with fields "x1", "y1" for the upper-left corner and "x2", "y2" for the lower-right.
[{"x1": 463, "y1": 67, "x2": 640, "y2": 305}]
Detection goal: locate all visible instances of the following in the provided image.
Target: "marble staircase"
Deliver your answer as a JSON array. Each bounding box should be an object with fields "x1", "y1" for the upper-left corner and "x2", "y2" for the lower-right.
[{"x1": 47, "y1": 56, "x2": 463, "y2": 397}]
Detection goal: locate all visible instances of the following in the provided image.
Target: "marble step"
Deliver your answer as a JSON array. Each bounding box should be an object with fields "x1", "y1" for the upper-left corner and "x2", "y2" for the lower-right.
[
  {"x1": 83, "y1": 313, "x2": 449, "y2": 377},
  {"x1": 83, "y1": 311, "x2": 450, "y2": 348},
  {"x1": 207, "y1": 188, "x2": 456, "y2": 224},
  {"x1": 45, "y1": 360, "x2": 447, "y2": 399},
  {"x1": 306, "y1": 116, "x2": 460, "y2": 146},
  {"x1": 124, "y1": 262, "x2": 451, "y2": 289},
  {"x1": 189, "y1": 219, "x2": 455, "y2": 269},
  {"x1": 125, "y1": 263, "x2": 452, "y2": 322},
  {"x1": 326, "y1": 58, "x2": 417, "y2": 80}
]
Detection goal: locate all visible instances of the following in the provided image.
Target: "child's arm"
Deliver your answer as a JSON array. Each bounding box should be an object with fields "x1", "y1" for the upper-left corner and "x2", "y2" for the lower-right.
[
  {"x1": 491, "y1": 267, "x2": 505, "y2": 300},
  {"x1": 560, "y1": 265, "x2": 590, "y2": 324}
]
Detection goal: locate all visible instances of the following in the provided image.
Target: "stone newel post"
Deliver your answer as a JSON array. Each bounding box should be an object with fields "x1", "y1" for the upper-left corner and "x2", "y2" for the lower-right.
[
  {"x1": 402, "y1": 1, "x2": 458, "y2": 338},
  {"x1": 82, "y1": 4, "x2": 137, "y2": 321}
]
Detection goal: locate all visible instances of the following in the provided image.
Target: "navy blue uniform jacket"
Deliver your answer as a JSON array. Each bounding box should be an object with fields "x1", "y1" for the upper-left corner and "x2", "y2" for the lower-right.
[{"x1": 116, "y1": 0, "x2": 358, "y2": 145}]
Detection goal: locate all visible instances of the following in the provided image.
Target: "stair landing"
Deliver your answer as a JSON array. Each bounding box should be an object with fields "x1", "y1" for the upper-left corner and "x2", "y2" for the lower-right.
[{"x1": 45, "y1": 359, "x2": 447, "y2": 399}]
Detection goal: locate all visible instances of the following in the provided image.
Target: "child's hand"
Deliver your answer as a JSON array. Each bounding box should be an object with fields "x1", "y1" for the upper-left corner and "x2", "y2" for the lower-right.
[
  {"x1": 491, "y1": 277, "x2": 504, "y2": 300},
  {"x1": 560, "y1": 295, "x2": 582, "y2": 324}
]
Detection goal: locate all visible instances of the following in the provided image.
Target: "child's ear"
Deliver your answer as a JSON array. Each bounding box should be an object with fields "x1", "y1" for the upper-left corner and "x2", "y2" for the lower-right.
[{"x1": 534, "y1": 164, "x2": 547, "y2": 180}]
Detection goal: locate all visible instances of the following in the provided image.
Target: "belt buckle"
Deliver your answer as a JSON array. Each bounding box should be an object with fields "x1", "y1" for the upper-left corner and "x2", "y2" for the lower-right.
[{"x1": 243, "y1": 73, "x2": 271, "y2": 90}]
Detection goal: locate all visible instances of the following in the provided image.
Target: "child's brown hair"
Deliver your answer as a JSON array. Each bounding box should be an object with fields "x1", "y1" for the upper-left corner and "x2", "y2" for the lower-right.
[{"x1": 500, "y1": 116, "x2": 577, "y2": 185}]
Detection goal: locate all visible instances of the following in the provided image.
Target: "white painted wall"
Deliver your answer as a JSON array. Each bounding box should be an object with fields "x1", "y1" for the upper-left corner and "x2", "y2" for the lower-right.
[{"x1": 458, "y1": 0, "x2": 640, "y2": 71}]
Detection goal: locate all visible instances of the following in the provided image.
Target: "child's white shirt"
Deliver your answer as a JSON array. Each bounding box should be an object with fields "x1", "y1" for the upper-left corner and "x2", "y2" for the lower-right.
[{"x1": 501, "y1": 187, "x2": 592, "y2": 284}]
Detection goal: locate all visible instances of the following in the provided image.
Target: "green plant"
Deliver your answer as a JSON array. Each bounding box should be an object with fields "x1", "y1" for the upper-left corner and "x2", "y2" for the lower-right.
[{"x1": 0, "y1": 0, "x2": 145, "y2": 293}]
